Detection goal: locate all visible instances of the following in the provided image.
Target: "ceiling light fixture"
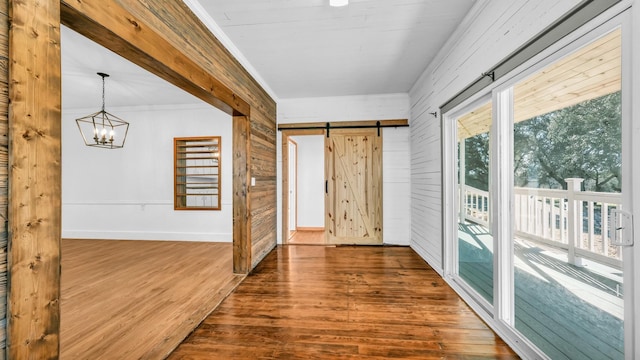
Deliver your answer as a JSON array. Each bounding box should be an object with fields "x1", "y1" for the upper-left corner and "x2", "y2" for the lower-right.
[
  {"x1": 330, "y1": 0, "x2": 348, "y2": 7},
  {"x1": 76, "y1": 72, "x2": 130, "y2": 149}
]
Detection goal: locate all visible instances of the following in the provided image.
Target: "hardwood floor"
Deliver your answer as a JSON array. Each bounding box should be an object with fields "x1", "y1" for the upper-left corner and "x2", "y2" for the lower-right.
[
  {"x1": 288, "y1": 229, "x2": 326, "y2": 245},
  {"x1": 60, "y1": 239, "x2": 244, "y2": 360},
  {"x1": 169, "y1": 245, "x2": 519, "y2": 359}
]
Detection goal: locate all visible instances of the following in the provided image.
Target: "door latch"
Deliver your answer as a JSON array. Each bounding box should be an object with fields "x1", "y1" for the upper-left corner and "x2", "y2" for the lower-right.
[{"x1": 610, "y1": 209, "x2": 634, "y2": 246}]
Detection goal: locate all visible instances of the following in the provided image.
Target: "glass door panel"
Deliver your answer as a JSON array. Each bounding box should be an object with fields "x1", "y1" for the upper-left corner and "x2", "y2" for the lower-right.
[
  {"x1": 457, "y1": 101, "x2": 493, "y2": 304},
  {"x1": 511, "y1": 28, "x2": 623, "y2": 359}
]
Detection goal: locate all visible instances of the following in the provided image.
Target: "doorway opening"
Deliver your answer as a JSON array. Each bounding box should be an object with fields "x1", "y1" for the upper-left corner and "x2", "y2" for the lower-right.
[
  {"x1": 281, "y1": 122, "x2": 395, "y2": 246},
  {"x1": 59, "y1": 24, "x2": 242, "y2": 359},
  {"x1": 282, "y1": 131, "x2": 326, "y2": 245}
]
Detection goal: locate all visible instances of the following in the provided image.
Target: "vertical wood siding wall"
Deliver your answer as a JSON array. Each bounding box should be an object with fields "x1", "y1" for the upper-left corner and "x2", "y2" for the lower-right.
[
  {"x1": 409, "y1": 0, "x2": 581, "y2": 272},
  {"x1": 0, "y1": 1, "x2": 7, "y2": 355}
]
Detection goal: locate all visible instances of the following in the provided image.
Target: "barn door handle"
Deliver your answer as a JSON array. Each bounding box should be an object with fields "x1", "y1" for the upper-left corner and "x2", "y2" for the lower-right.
[{"x1": 325, "y1": 180, "x2": 328, "y2": 194}]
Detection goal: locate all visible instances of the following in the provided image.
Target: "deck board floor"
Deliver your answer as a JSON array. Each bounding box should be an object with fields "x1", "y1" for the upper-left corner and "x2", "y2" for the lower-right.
[
  {"x1": 458, "y1": 224, "x2": 623, "y2": 360},
  {"x1": 169, "y1": 245, "x2": 518, "y2": 359}
]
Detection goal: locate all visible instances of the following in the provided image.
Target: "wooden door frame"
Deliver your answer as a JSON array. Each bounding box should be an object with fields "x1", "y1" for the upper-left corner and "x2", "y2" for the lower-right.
[
  {"x1": 281, "y1": 129, "x2": 324, "y2": 244},
  {"x1": 287, "y1": 137, "x2": 299, "y2": 238},
  {"x1": 8, "y1": 0, "x2": 253, "y2": 357}
]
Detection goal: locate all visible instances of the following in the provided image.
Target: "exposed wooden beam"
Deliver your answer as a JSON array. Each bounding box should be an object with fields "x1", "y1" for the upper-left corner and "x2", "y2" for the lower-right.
[
  {"x1": 8, "y1": 0, "x2": 62, "y2": 358},
  {"x1": 60, "y1": 0, "x2": 250, "y2": 117}
]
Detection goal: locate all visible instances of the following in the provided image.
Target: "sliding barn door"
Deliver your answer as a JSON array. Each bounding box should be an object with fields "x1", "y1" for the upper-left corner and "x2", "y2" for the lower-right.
[{"x1": 325, "y1": 129, "x2": 382, "y2": 244}]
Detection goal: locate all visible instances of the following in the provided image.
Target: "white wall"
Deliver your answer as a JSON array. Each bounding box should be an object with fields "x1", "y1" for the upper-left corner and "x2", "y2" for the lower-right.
[
  {"x1": 277, "y1": 93, "x2": 411, "y2": 245},
  {"x1": 278, "y1": 93, "x2": 410, "y2": 123},
  {"x1": 290, "y1": 135, "x2": 324, "y2": 228},
  {"x1": 382, "y1": 127, "x2": 411, "y2": 244},
  {"x1": 62, "y1": 103, "x2": 233, "y2": 241},
  {"x1": 409, "y1": 0, "x2": 582, "y2": 273}
]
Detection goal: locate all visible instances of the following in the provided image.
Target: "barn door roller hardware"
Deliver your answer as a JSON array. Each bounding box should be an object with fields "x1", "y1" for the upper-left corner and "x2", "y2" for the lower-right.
[
  {"x1": 315, "y1": 121, "x2": 386, "y2": 138},
  {"x1": 324, "y1": 121, "x2": 384, "y2": 137},
  {"x1": 278, "y1": 120, "x2": 408, "y2": 138}
]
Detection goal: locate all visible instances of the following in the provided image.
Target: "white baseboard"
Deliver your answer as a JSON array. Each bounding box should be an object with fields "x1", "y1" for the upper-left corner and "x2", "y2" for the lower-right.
[
  {"x1": 62, "y1": 230, "x2": 232, "y2": 242},
  {"x1": 384, "y1": 237, "x2": 411, "y2": 246},
  {"x1": 410, "y1": 242, "x2": 444, "y2": 276}
]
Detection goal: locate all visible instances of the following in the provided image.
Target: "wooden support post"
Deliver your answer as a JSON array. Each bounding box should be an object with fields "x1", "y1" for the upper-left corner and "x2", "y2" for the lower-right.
[
  {"x1": 233, "y1": 115, "x2": 251, "y2": 274},
  {"x1": 8, "y1": 0, "x2": 62, "y2": 358}
]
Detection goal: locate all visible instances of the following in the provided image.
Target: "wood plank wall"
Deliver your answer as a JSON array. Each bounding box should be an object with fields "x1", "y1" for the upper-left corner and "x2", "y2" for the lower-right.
[
  {"x1": 115, "y1": 0, "x2": 277, "y2": 269},
  {"x1": 0, "y1": 0, "x2": 7, "y2": 357}
]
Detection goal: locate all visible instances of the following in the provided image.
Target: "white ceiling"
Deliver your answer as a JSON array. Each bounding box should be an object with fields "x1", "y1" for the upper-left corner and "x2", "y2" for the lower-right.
[
  {"x1": 195, "y1": 0, "x2": 475, "y2": 98},
  {"x1": 61, "y1": 26, "x2": 200, "y2": 110},
  {"x1": 61, "y1": 0, "x2": 475, "y2": 108}
]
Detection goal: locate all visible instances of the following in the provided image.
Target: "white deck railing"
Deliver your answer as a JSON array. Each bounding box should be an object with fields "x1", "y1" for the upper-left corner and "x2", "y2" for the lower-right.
[
  {"x1": 460, "y1": 186, "x2": 490, "y2": 228},
  {"x1": 460, "y1": 178, "x2": 622, "y2": 269}
]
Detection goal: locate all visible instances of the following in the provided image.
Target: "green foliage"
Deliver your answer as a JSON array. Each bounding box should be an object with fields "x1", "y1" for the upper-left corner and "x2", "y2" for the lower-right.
[
  {"x1": 461, "y1": 133, "x2": 490, "y2": 192},
  {"x1": 460, "y1": 92, "x2": 621, "y2": 192},
  {"x1": 515, "y1": 92, "x2": 621, "y2": 192}
]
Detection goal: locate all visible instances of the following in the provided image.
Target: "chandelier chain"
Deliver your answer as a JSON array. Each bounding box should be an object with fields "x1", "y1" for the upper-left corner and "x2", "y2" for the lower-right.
[{"x1": 101, "y1": 75, "x2": 106, "y2": 112}]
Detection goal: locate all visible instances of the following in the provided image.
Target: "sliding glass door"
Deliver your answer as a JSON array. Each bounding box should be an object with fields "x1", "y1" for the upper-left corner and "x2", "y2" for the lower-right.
[
  {"x1": 444, "y1": 15, "x2": 632, "y2": 359},
  {"x1": 456, "y1": 100, "x2": 493, "y2": 305},
  {"x1": 510, "y1": 27, "x2": 624, "y2": 359}
]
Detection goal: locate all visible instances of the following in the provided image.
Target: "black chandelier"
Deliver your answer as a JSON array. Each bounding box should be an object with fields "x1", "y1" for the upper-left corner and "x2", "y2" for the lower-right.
[{"x1": 76, "y1": 72, "x2": 130, "y2": 149}]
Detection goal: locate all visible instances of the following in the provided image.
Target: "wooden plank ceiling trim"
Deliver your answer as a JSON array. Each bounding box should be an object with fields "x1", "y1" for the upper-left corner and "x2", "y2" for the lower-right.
[{"x1": 457, "y1": 29, "x2": 620, "y2": 140}]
